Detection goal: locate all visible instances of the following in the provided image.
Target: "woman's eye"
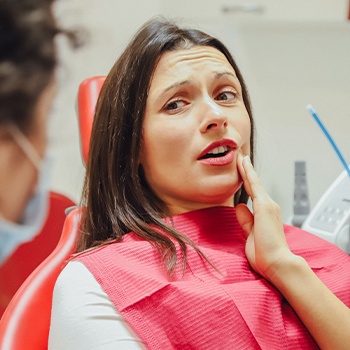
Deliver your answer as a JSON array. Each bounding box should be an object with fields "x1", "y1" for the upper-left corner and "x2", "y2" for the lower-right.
[
  {"x1": 215, "y1": 90, "x2": 237, "y2": 102},
  {"x1": 164, "y1": 99, "x2": 186, "y2": 111}
]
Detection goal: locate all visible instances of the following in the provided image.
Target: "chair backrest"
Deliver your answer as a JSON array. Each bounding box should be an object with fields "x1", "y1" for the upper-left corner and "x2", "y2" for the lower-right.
[
  {"x1": 0, "y1": 191, "x2": 76, "y2": 317},
  {"x1": 77, "y1": 76, "x2": 106, "y2": 165},
  {"x1": 0, "y1": 207, "x2": 81, "y2": 350}
]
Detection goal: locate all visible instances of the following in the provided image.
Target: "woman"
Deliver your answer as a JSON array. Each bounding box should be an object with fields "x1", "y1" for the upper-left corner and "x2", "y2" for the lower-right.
[
  {"x1": 0, "y1": 0, "x2": 58, "y2": 263},
  {"x1": 49, "y1": 18, "x2": 350, "y2": 349},
  {"x1": 0, "y1": 0, "x2": 78, "y2": 315}
]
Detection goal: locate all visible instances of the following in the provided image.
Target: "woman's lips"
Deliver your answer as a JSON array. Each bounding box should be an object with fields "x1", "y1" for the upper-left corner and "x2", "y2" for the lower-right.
[
  {"x1": 197, "y1": 139, "x2": 237, "y2": 166},
  {"x1": 198, "y1": 148, "x2": 235, "y2": 166}
]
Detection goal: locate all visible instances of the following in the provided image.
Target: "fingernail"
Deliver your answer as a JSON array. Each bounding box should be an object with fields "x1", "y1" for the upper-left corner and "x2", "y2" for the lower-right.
[{"x1": 244, "y1": 155, "x2": 251, "y2": 165}]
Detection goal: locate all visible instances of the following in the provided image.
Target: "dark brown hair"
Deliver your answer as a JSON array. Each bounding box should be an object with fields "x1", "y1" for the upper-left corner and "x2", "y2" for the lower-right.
[
  {"x1": 78, "y1": 18, "x2": 255, "y2": 273},
  {"x1": 0, "y1": 0, "x2": 79, "y2": 132}
]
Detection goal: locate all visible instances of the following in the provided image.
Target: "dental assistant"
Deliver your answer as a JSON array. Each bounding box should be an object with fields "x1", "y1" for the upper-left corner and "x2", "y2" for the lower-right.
[
  {"x1": 0, "y1": 0, "x2": 61, "y2": 265},
  {"x1": 0, "y1": 0, "x2": 79, "y2": 318}
]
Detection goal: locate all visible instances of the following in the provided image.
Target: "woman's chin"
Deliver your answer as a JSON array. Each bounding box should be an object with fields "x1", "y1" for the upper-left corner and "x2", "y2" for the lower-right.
[
  {"x1": 197, "y1": 186, "x2": 239, "y2": 206},
  {"x1": 202, "y1": 178, "x2": 241, "y2": 198}
]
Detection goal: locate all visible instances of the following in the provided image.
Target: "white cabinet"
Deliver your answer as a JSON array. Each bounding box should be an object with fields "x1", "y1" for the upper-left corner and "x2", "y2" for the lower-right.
[{"x1": 160, "y1": 0, "x2": 349, "y2": 22}]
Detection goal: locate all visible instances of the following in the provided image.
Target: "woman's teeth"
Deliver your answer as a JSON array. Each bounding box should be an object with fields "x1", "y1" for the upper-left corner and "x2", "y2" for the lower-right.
[
  {"x1": 207, "y1": 145, "x2": 229, "y2": 155},
  {"x1": 200, "y1": 145, "x2": 230, "y2": 159}
]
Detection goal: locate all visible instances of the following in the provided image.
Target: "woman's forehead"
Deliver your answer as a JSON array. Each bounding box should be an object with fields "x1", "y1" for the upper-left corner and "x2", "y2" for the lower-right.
[
  {"x1": 155, "y1": 46, "x2": 234, "y2": 75},
  {"x1": 148, "y1": 46, "x2": 237, "y2": 95}
]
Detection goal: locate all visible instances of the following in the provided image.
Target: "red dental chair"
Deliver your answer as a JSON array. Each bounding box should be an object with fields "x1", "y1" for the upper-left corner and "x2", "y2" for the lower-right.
[
  {"x1": 0, "y1": 76, "x2": 106, "y2": 349},
  {"x1": 0, "y1": 207, "x2": 80, "y2": 350},
  {"x1": 0, "y1": 192, "x2": 76, "y2": 318},
  {"x1": 77, "y1": 76, "x2": 106, "y2": 165}
]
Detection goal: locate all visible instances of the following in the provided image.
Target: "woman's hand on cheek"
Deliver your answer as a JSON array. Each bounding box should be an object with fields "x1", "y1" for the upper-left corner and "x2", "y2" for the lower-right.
[{"x1": 235, "y1": 154, "x2": 296, "y2": 282}]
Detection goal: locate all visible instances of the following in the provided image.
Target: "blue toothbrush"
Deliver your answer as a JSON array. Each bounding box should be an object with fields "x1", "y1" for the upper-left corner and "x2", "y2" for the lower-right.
[{"x1": 306, "y1": 104, "x2": 350, "y2": 178}]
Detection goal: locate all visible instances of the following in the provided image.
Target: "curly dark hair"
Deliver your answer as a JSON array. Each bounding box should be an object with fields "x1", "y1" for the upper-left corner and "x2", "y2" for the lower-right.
[{"x1": 0, "y1": 0, "x2": 77, "y2": 131}]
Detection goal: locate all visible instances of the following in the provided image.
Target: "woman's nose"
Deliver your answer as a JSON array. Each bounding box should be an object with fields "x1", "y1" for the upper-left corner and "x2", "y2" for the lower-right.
[{"x1": 199, "y1": 99, "x2": 228, "y2": 133}]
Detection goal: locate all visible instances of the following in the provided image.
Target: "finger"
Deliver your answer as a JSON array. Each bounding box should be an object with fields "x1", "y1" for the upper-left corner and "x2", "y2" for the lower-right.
[
  {"x1": 235, "y1": 203, "x2": 254, "y2": 238},
  {"x1": 237, "y1": 153, "x2": 253, "y2": 197},
  {"x1": 241, "y1": 156, "x2": 269, "y2": 201}
]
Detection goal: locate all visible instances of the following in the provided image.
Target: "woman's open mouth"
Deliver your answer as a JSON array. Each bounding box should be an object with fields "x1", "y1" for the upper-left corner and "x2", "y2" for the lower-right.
[
  {"x1": 198, "y1": 139, "x2": 237, "y2": 166},
  {"x1": 200, "y1": 145, "x2": 231, "y2": 159},
  {"x1": 198, "y1": 145, "x2": 235, "y2": 166}
]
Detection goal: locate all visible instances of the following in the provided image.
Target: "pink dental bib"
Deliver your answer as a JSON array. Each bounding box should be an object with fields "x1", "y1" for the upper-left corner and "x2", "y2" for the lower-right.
[{"x1": 78, "y1": 206, "x2": 350, "y2": 349}]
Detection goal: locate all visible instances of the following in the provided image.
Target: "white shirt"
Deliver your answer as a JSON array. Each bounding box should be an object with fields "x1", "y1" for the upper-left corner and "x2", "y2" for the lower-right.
[{"x1": 49, "y1": 261, "x2": 146, "y2": 349}]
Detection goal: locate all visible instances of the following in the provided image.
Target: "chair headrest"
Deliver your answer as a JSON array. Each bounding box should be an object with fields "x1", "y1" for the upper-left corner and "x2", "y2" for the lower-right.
[{"x1": 77, "y1": 76, "x2": 106, "y2": 165}]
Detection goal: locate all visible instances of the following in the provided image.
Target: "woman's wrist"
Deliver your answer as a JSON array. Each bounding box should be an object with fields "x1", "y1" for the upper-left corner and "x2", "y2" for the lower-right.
[
  {"x1": 265, "y1": 251, "x2": 350, "y2": 350},
  {"x1": 265, "y1": 252, "x2": 310, "y2": 293}
]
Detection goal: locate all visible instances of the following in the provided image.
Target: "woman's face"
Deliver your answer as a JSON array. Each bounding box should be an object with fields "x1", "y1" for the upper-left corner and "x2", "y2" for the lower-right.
[{"x1": 140, "y1": 46, "x2": 251, "y2": 215}]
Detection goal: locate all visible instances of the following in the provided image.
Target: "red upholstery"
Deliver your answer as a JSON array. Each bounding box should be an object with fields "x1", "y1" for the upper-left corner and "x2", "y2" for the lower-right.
[
  {"x1": 0, "y1": 207, "x2": 81, "y2": 350},
  {"x1": 0, "y1": 191, "x2": 75, "y2": 317},
  {"x1": 77, "y1": 76, "x2": 106, "y2": 165}
]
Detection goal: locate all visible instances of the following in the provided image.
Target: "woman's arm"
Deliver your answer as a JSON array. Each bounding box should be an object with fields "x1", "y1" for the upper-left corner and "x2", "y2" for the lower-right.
[
  {"x1": 49, "y1": 261, "x2": 146, "y2": 350},
  {"x1": 236, "y1": 154, "x2": 350, "y2": 350}
]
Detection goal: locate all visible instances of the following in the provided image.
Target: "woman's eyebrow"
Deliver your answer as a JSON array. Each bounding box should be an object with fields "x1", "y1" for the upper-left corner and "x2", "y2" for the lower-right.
[
  {"x1": 156, "y1": 79, "x2": 191, "y2": 102},
  {"x1": 214, "y1": 71, "x2": 239, "y2": 81},
  {"x1": 214, "y1": 71, "x2": 242, "y2": 92},
  {"x1": 156, "y1": 72, "x2": 239, "y2": 103}
]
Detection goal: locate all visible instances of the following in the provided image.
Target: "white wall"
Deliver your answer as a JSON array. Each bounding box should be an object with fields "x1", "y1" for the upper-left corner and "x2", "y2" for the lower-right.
[
  {"x1": 219, "y1": 21, "x2": 350, "y2": 221},
  {"x1": 50, "y1": 0, "x2": 163, "y2": 204},
  {"x1": 50, "y1": 0, "x2": 350, "y2": 221}
]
